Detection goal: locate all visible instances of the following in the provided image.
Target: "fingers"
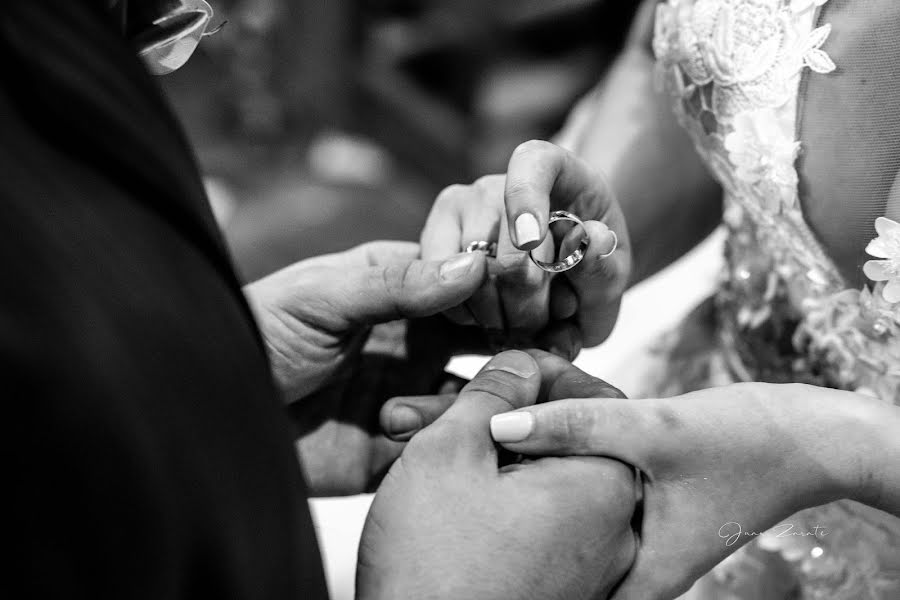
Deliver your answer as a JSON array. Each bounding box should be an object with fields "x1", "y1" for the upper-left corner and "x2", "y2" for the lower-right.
[
  {"x1": 379, "y1": 394, "x2": 457, "y2": 442},
  {"x1": 548, "y1": 277, "x2": 578, "y2": 321},
  {"x1": 329, "y1": 242, "x2": 488, "y2": 325},
  {"x1": 489, "y1": 397, "x2": 660, "y2": 471},
  {"x1": 524, "y1": 349, "x2": 625, "y2": 402},
  {"x1": 503, "y1": 140, "x2": 631, "y2": 347},
  {"x1": 420, "y1": 186, "x2": 466, "y2": 261},
  {"x1": 421, "y1": 178, "x2": 506, "y2": 328},
  {"x1": 564, "y1": 221, "x2": 631, "y2": 347},
  {"x1": 504, "y1": 140, "x2": 616, "y2": 250},
  {"x1": 494, "y1": 209, "x2": 552, "y2": 333},
  {"x1": 416, "y1": 351, "x2": 541, "y2": 466},
  {"x1": 534, "y1": 321, "x2": 582, "y2": 362}
]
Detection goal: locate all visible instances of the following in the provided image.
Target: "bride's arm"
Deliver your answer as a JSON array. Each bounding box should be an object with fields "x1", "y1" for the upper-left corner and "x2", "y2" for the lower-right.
[
  {"x1": 556, "y1": 0, "x2": 723, "y2": 283},
  {"x1": 489, "y1": 368, "x2": 900, "y2": 598}
]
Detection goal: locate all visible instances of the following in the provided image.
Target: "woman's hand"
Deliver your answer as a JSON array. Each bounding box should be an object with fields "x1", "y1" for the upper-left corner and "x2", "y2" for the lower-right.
[
  {"x1": 420, "y1": 141, "x2": 632, "y2": 359},
  {"x1": 489, "y1": 382, "x2": 899, "y2": 599}
]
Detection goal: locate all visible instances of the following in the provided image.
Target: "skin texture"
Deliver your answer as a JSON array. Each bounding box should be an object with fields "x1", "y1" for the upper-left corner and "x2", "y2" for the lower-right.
[
  {"x1": 492, "y1": 383, "x2": 900, "y2": 599},
  {"x1": 358, "y1": 351, "x2": 638, "y2": 600},
  {"x1": 243, "y1": 241, "x2": 493, "y2": 495},
  {"x1": 420, "y1": 143, "x2": 632, "y2": 357}
]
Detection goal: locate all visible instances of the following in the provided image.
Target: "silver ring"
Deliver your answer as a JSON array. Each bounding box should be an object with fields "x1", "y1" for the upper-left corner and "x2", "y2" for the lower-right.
[
  {"x1": 465, "y1": 240, "x2": 497, "y2": 257},
  {"x1": 599, "y1": 230, "x2": 618, "y2": 259},
  {"x1": 528, "y1": 210, "x2": 590, "y2": 273}
]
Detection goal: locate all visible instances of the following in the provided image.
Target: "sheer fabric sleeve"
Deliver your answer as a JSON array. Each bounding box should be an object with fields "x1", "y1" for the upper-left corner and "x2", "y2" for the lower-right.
[{"x1": 797, "y1": 0, "x2": 900, "y2": 287}]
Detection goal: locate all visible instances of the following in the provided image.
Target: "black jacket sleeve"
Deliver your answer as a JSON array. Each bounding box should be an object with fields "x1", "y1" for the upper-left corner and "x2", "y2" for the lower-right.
[{"x1": 2, "y1": 2, "x2": 327, "y2": 598}]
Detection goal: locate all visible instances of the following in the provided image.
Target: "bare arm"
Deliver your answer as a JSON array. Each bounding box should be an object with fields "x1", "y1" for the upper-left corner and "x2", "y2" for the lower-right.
[{"x1": 556, "y1": 0, "x2": 722, "y2": 284}]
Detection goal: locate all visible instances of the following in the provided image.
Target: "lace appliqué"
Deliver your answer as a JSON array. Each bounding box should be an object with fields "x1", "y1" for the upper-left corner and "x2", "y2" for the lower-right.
[
  {"x1": 654, "y1": 0, "x2": 900, "y2": 406},
  {"x1": 864, "y1": 217, "x2": 900, "y2": 304},
  {"x1": 655, "y1": 3, "x2": 900, "y2": 596}
]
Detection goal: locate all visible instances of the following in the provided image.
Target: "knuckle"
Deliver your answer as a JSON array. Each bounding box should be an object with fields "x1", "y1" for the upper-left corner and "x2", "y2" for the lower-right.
[
  {"x1": 464, "y1": 372, "x2": 525, "y2": 407},
  {"x1": 546, "y1": 403, "x2": 597, "y2": 452},
  {"x1": 504, "y1": 178, "x2": 539, "y2": 202},
  {"x1": 513, "y1": 139, "x2": 554, "y2": 157},
  {"x1": 473, "y1": 174, "x2": 500, "y2": 191},
  {"x1": 435, "y1": 183, "x2": 469, "y2": 206},
  {"x1": 375, "y1": 261, "x2": 415, "y2": 306}
]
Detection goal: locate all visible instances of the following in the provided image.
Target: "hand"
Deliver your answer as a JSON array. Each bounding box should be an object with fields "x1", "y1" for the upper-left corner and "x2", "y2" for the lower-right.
[
  {"x1": 420, "y1": 141, "x2": 632, "y2": 358},
  {"x1": 489, "y1": 382, "x2": 895, "y2": 599},
  {"x1": 358, "y1": 351, "x2": 638, "y2": 600},
  {"x1": 245, "y1": 241, "x2": 495, "y2": 496},
  {"x1": 244, "y1": 241, "x2": 487, "y2": 402}
]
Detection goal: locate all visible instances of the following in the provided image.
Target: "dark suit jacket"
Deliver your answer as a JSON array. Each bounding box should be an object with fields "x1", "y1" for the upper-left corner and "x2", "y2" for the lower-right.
[{"x1": 3, "y1": 2, "x2": 328, "y2": 597}]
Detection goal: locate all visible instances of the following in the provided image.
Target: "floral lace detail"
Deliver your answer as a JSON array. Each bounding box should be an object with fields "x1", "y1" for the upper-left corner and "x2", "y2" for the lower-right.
[
  {"x1": 654, "y1": 0, "x2": 900, "y2": 404},
  {"x1": 654, "y1": 1, "x2": 900, "y2": 598},
  {"x1": 864, "y1": 217, "x2": 900, "y2": 303}
]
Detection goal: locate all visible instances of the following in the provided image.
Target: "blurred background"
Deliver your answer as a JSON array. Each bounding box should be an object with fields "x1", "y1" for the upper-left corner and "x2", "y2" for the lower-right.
[{"x1": 160, "y1": 0, "x2": 641, "y2": 281}]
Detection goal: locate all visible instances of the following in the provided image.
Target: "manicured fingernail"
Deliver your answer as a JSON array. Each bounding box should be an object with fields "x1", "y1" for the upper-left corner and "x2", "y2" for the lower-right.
[
  {"x1": 483, "y1": 350, "x2": 537, "y2": 378},
  {"x1": 597, "y1": 229, "x2": 618, "y2": 258},
  {"x1": 440, "y1": 252, "x2": 477, "y2": 281},
  {"x1": 490, "y1": 412, "x2": 534, "y2": 443},
  {"x1": 389, "y1": 405, "x2": 422, "y2": 436},
  {"x1": 514, "y1": 213, "x2": 541, "y2": 247}
]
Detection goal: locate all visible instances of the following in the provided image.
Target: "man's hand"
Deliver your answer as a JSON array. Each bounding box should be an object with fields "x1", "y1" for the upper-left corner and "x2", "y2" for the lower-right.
[
  {"x1": 358, "y1": 351, "x2": 637, "y2": 600},
  {"x1": 244, "y1": 241, "x2": 497, "y2": 496},
  {"x1": 245, "y1": 241, "x2": 487, "y2": 403}
]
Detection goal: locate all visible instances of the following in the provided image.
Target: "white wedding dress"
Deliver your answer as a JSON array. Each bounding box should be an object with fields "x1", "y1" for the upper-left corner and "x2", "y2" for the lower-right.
[{"x1": 646, "y1": 0, "x2": 900, "y2": 597}]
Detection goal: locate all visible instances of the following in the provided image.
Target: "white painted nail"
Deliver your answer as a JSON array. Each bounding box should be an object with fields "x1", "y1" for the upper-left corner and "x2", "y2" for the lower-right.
[
  {"x1": 490, "y1": 412, "x2": 534, "y2": 443},
  {"x1": 514, "y1": 213, "x2": 541, "y2": 247}
]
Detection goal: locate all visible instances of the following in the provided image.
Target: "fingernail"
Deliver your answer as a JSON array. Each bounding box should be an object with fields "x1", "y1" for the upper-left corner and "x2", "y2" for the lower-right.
[
  {"x1": 389, "y1": 405, "x2": 422, "y2": 436},
  {"x1": 514, "y1": 213, "x2": 541, "y2": 247},
  {"x1": 483, "y1": 350, "x2": 537, "y2": 378},
  {"x1": 440, "y1": 252, "x2": 477, "y2": 281},
  {"x1": 597, "y1": 230, "x2": 618, "y2": 258},
  {"x1": 490, "y1": 412, "x2": 534, "y2": 443}
]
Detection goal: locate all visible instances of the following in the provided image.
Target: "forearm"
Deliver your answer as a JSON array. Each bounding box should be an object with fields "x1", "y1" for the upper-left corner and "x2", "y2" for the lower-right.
[{"x1": 555, "y1": 8, "x2": 722, "y2": 284}]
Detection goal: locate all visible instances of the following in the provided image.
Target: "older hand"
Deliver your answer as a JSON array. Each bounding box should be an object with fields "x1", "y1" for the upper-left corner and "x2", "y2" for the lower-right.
[
  {"x1": 358, "y1": 351, "x2": 637, "y2": 600},
  {"x1": 420, "y1": 141, "x2": 632, "y2": 359},
  {"x1": 490, "y1": 382, "x2": 895, "y2": 599},
  {"x1": 245, "y1": 241, "x2": 488, "y2": 403},
  {"x1": 244, "y1": 241, "x2": 497, "y2": 496}
]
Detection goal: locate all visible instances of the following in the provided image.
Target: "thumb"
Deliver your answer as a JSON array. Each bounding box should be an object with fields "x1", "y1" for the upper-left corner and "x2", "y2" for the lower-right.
[
  {"x1": 489, "y1": 397, "x2": 663, "y2": 472},
  {"x1": 332, "y1": 246, "x2": 488, "y2": 324}
]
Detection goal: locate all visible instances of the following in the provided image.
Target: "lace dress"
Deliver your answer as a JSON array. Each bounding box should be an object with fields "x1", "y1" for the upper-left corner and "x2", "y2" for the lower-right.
[{"x1": 646, "y1": 0, "x2": 900, "y2": 597}]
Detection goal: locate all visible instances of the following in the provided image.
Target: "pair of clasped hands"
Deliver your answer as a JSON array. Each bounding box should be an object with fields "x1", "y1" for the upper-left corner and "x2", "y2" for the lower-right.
[{"x1": 245, "y1": 141, "x2": 889, "y2": 599}]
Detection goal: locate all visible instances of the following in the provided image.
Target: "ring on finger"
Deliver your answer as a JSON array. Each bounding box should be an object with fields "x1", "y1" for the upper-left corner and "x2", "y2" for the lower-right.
[{"x1": 465, "y1": 240, "x2": 498, "y2": 258}]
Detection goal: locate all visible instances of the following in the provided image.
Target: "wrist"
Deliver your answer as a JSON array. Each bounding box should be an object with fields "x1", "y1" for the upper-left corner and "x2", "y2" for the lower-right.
[
  {"x1": 847, "y1": 397, "x2": 900, "y2": 514},
  {"x1": 814, "y1": 387, "x2": 900, "y2": 512}
]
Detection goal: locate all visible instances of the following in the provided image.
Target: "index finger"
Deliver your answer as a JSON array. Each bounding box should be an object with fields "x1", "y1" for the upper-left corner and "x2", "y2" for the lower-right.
[{"x1": 504, "y1": 140, "x2": 616, "y2": 250}]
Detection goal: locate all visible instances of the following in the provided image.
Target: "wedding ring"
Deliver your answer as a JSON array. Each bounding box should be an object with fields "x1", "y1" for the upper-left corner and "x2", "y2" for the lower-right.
[
  {"x1": 528, "y1": 210, "x2": 590, "y2": 273},
  {"x1": 465, "y1": 240, "x2": 497, "y2": 257}
]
